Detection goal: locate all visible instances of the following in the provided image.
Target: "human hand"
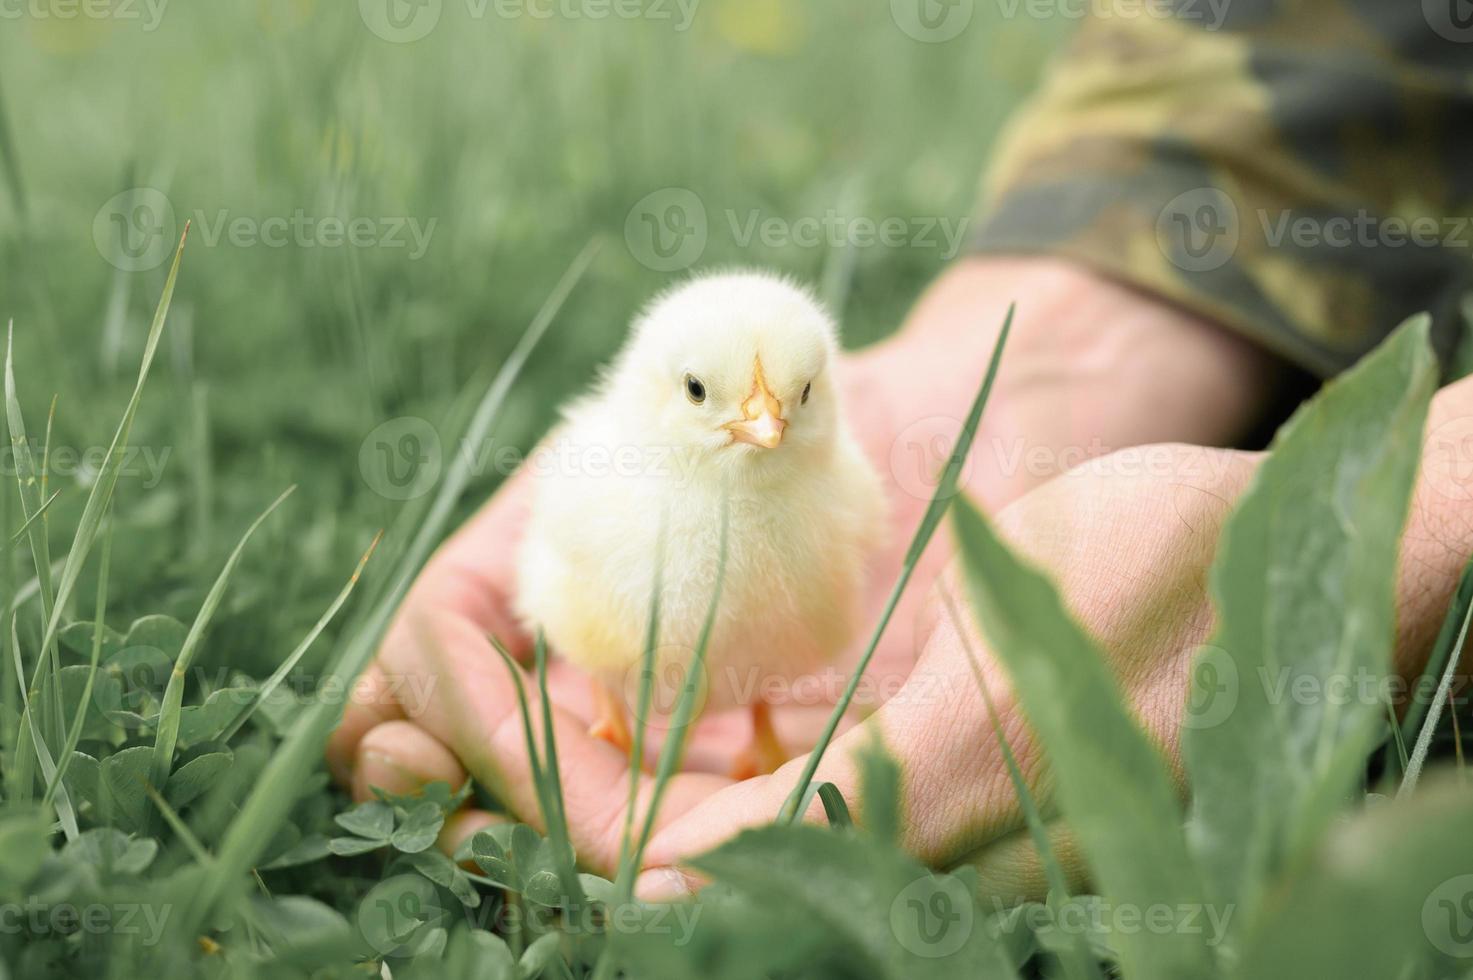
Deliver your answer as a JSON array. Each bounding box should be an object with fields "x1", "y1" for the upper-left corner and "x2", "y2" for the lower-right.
[{"x1": 325, "y1": 255, "x2": 1280, "y2": 874}]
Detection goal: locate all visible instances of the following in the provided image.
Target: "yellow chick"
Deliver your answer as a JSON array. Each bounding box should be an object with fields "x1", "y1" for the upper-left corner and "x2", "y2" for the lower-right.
[{"x1": 515, "y1": 271, "x2": 883, "y2": 777}]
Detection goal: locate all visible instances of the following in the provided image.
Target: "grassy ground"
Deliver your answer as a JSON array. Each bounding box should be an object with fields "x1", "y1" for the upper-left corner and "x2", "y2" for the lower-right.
[{"x1": 6, "y1": 4, "x2": 1473, "y2": 979}]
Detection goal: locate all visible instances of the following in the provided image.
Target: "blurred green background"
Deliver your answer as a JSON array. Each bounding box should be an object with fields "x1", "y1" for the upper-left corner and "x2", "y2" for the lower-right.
[{"x1": 0, "y1": 0, "x2": 1061, "y2": 677}]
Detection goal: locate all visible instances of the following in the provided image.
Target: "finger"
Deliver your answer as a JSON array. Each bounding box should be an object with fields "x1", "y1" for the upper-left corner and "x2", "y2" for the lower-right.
[
  {"x1": 326, "y1": 664, "x2": 407, "y2": 786},
  {"x1": 394, "y1": 608, "x2": 732, "y2": 875},
  {"x1": 441, "y1": 809, "x2": 509, "y2": 861},
  {"x1": 641, "y1": 587, "x2": 1032, "y2": 889},
  {"x1": 961, "y1": 820, "x2": 1086, "y2": 903},
  {"x1": 352, "y1": 719, "x2": 467, "y2": 802}
]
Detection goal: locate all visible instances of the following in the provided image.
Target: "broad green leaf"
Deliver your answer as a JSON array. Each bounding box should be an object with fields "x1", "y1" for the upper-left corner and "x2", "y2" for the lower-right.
[
  {"x1": 100, "y1": 745, "x2": 154, "y2": 833},
  {"x1": 61, "y1": 828, "x2": 158, "y2": 876},
  {"x1": 1233, "y1": 781, "x2": 1473, "y2": 978},
  {"x1": 328, "y1": 835, "x2": 386, "y2": 857},
  {"x1": 0, "y1": 810, "x2": 49, "y2": 887},
  {"x1": 952, "y1": 498, "x2": 1215, "y2": 980},
  {"x1": 692, "y1": 825, "x2": 1020, "y2": 980},
  {"x1": 164, "y1": 751, "x2": 233, "y2": 809},
  {"x1": 391, "y1": 801, "x2": 445, "y2": 854},
  {"x1": 259, "y1": 833, "x2": 332, "y2": 870},
  {"x1": 334, "y1": 800, "x2": 394, "y2": 840},
  {"x1": 403, "y1": 849, "x2": 481, "y2": 908},
  {"x1": 443, "y1": 925, "x2": 517, "y2": 980},
  {"x1": 1184, "y1": 316, "x2": 1437, "y2": 937}
]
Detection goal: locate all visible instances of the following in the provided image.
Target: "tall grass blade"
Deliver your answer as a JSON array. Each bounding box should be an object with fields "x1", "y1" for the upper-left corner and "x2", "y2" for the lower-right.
[
  {"x1": 192, "y1": 241, "x2": 596, "y2": 928},
  {"x1": 1398, "y1": 591, "x2": 1473, "y2": 797},
  {"x1": 42, "y1": 522, "x2": 113, "y2": 810},
  {"x1": 218, "y1": 531, "x2": 380, "y2": 743},
  {"x1": 148, "y1": 486, "x2": 295, "y2": 805},
  {"x1": 621, "y1": 500, "x2": 729, "y2": 899},
  {"x1": 535, "y1": 632, "x2": 584, "y2": 904},
  {"x1": 1399, "y1": 555, "x2": 1473, "y2": 749},
  {"x1": 618, "y1": 520, "x2": 665, "y2": 870},
  {"x1": 29, "y1": 225, "x2": 190, "y2": 677},
  {"x1": 780, "y1": 303, "x2": 1013, "y2": 823},
  {"x1": 5, "y1": 321, "x2": 61, "y2": 789},
  {"x1": 9, "y1": 613, "x2": 79, "y2": 839}
]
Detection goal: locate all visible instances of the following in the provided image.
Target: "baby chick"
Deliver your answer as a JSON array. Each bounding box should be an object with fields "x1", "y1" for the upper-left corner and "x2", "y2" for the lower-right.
[{"x1": 515, "y1": 271, "x2": 883, "y2": 778}]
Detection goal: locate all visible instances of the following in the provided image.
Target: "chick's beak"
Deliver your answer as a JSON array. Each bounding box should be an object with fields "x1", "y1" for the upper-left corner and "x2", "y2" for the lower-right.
[{"x1": 724, "y1": 356, "x2": 787, "y2": 449}]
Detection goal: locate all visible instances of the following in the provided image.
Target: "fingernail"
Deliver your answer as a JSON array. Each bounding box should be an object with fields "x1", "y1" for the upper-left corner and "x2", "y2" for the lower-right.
[{"x1": 633, "y1": 867, "x2": 694, "y2": 902}]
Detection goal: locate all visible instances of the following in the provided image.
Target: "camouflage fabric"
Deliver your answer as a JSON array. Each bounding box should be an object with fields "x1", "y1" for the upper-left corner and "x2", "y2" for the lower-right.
[{"x1": 971, "y1": 1, "x2": 1473, "y2": 378}]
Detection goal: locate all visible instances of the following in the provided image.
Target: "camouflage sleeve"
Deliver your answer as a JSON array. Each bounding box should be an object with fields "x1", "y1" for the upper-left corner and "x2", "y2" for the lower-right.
[{"x1": 970, "y1": 2, "x2": 1473, "y2": 378}]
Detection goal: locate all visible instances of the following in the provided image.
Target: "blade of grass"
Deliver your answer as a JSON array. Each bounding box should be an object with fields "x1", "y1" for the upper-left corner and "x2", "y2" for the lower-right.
[
  {"x1": 3, "y1": 489, "x2": 59, "y2": 551},
  {"x1": 148, "y1": 485, "x2": 295, "y2": 809},
  {"x1": 617, "y1": 520, "x2": 665, "y2": 871},
  {"x1": 620, "y1": 499, "x2": 729, "y2": 899},
  {"x1": 218, "y1": 531, "x2": 381, "y2": 743},
  {"x1": 23, "y1": 225, "x2": 190, "y2": 718},
  {"x1": 1399, "y1": 555, "x2": 1473, "y2": 748},
  {"x1": 190, "y1": 240, "x2": 596, "y2": 930},
  {"x1": 939, "y1": 589, "x2": 1104, "y2": 980},
  {"x1": 42, "y1": 520, "x2": 113, "y2": 810},
  {"x1": 535, "y1": 632, "x2": 584, "y2": 904},
  {"x1": 9, "y1": 613, "x2": 79, "y2": 838},
  {"x1": 815, "y1": 783, "x2": 852, "y2": 829},
  {"x1": 779, "y1": 303, "x2": 1014, "y2": 823},
  {"x1": 1398, "y1": 585, "x2": 1473, "y2": 797},
  {"x1": 5, "y1": 321, "x2": 60, "y2": 797}
]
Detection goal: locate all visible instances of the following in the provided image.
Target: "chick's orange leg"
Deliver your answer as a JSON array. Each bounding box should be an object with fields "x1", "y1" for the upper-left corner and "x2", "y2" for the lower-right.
[
  {"x1": 587, "y1": 678, "x2": 632, "y2": 756},
  {"x1": 730, "y1": 699, "x2": 786, "y2": 781}
]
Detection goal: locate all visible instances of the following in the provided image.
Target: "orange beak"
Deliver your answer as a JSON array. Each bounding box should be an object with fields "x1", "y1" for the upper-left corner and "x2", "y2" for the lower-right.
[{"x1": 724, "y1": 356, "x2": 787, "y2": 449}]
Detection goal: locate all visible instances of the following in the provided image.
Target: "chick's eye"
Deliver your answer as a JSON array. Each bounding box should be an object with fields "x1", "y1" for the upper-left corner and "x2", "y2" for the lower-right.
[
  {"x1": 684, "y1": 373, "x2": 706, "y2": 405},
  {"x1": 801, "y1": 382, "x2": 812, "y2": 405}
]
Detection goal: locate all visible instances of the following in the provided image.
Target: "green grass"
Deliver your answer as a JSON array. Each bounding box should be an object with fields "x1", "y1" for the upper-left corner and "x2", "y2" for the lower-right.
[{"x1": 4, "y1": 5, "x2": 1473, "y2": 979}]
